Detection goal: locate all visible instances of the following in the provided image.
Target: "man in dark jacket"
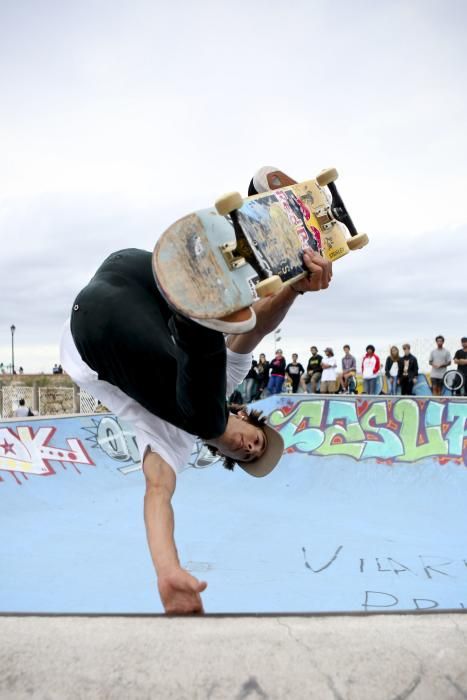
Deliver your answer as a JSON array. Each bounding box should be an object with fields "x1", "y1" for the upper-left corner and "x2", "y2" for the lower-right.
[
  {"x1": 398, "y1": 344, "x2": 419, "y2": 395},
  {"x1": 305, "y1": 346, "x2": 323, "y2": 393}
]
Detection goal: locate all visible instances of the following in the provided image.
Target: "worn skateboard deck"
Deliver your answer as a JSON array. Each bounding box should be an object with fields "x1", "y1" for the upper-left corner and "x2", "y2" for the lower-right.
[
  {"x1": 153, "y1": 172, "x2": 367, "y2": 321},
  {"x1": 154, "y1": 210, "x2": 258, "y2": 320}
]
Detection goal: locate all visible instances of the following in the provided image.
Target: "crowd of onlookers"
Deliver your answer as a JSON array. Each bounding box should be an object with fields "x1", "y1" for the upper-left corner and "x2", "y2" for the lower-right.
[{"x1": 233, "y1": 336, "x2": 467, "y2": 401}]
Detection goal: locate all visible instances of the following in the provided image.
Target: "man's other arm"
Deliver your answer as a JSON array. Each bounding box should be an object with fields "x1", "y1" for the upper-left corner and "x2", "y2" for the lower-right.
[
  {"x1": 228, "y1": 251, "x2": 332, "y2": 355},
  {"x1": 143, "y1": 451, "x2": 207, "y2": 614}
]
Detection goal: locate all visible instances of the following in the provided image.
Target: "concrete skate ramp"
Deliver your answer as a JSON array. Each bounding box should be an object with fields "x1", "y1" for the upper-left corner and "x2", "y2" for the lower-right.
[{"x1": 1, "y1": 395, "x2": 467, "y2": 615}]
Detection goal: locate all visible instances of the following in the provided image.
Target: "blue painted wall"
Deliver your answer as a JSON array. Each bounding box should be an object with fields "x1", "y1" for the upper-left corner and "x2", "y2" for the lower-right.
[{"x1": 1, "y1": 396, "x2": 466, "y2": 614}]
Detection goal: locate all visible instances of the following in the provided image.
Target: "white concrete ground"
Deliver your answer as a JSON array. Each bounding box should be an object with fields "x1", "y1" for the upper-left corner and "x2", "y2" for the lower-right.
[{"x1": 1, "y1": 614, "x2": 466, "y2": 699}]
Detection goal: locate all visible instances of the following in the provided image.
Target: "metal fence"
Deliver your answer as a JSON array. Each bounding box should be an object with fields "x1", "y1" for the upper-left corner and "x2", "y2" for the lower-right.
[
  {"x1": 79, "y1": 389, "x2": 98, "y2": 414},
  {"x1": 1, "y1": 386, "x2": 34, "y2": 418}
]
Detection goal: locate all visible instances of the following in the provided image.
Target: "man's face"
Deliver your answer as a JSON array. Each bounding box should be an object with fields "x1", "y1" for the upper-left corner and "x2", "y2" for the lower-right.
[
  {"x1": 403, "y1": 346, "x2": 410, "y2": 355},
  {"x1": 436, "y1": 338, "x2": 444, "y2": 348},
  {"x1": 367, "y1": 349, "x2": 374, "y2": 356},
  {"x1": 310, "y1": 347, "x2": 317, "y2": 356},
  {"x1": 462, "y1": 339, "x2": 467, "y2": 351},
  {"x1": 292, "y1": 354, "x2": 298, "y2": 362},
  {"x1": 344, "y1": 347, "x2": 350, "y2": 355},
  {"x1": 219, "y1": 415, "x2": 267, "y2": 463}
]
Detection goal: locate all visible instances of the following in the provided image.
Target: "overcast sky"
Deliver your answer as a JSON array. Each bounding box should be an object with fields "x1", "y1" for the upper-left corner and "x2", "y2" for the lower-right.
[{"x1": 0, "y1": 0, "x2": 466, "y2": 373}]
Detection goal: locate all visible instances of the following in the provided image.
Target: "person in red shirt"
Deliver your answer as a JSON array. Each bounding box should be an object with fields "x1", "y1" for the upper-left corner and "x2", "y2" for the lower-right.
[{"x1": 362, "y1": 345, "x2": 381, "y2": 395}]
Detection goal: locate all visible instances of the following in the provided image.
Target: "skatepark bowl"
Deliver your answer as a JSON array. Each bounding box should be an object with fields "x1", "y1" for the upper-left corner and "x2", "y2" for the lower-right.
[{"x1": 1, "y1": 394, "x2": 467, "y2": 698}]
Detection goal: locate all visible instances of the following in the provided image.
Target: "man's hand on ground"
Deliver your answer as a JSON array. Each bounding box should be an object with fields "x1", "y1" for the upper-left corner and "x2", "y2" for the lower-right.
[
  {"x1": 158, "y1": 567, "x2": 207, "y2": 615},
  {"x1": 291, "y1": 251, "x2": 332, "y2": 294}
]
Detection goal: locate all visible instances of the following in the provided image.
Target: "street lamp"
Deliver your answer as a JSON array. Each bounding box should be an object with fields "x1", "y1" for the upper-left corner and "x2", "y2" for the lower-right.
[{"x1": 10, "y1": 325, "x2": 15, "y2": 375}]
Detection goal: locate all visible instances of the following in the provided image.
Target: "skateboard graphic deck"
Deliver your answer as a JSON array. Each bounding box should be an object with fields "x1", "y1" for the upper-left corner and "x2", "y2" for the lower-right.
[{"x1": 153, "y1": 170, "x2": 368, "y2": 321}]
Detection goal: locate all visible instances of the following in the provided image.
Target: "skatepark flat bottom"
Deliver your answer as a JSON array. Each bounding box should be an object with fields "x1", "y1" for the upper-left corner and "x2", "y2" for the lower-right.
[{"x1": 1, "y1": 395, "x2": 467, "y2": 615}]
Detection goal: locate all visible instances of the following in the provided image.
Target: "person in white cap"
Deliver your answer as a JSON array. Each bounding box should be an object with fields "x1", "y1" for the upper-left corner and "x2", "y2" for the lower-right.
[{"x1": 60, "y1": 171, "x2": 332, "y2": 614}]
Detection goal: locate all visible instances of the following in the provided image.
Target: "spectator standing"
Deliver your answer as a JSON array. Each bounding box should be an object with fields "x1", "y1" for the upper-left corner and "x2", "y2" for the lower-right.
[
  {"x1": 384, "y1": 346, "x2": 400, "y2": 395},
  {"x1": 398, "y1": 344, "x2": 419, "y2": 396},
  {"x1": 254, "y1": 353, "x2": 270, "y2": 400},
  {"x1": 429, "y1": 335, "x2": 452, "y2": 397},
  {"x1": 267, "y1": 349, "x2": 286, "y2": 394},
  {"x1": 320, "y1": 347, "x2": 338, "y2": 394},
  {"x1": 338, "y1": 345, "x2": 356, "y2": 393},
  {"x1": 286, "y1": 354, "x2": 305, "y2": 393},
  {"x1": 243, "y1": 358, "x2": 259, "y2": 403},
  {"x1": 362, "y1": 345, "x2": 381, "y2": 395},
  {"x1": 305, "y1": 346, "x2": 323, "y2": 393},
  {"x1": 453, "y1": 337, "x2": 467, "y2": 396},
  {"x1": 14, "y1": 398, "x2": 33, "y2": 417}
]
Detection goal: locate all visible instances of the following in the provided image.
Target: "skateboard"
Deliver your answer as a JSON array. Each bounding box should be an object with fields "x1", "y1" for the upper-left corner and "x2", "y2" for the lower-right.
[{"x1": 153, "y1": 168, "x2": 368, "y2": 322}]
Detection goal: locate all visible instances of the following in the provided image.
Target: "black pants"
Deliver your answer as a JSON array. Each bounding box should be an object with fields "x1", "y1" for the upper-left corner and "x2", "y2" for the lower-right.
[
  {"x1": 291, "y1": 376, "x2": 301, "y2": 393},
  {"x1": 71, "y1": 249, "x2": 228, "y2": 439},
  {"x1": 399, "y1": 376, "x2": 414, "y2": 396},
  {"x1": 455, "y1": 374, "x2": 467, "y2": 397}
]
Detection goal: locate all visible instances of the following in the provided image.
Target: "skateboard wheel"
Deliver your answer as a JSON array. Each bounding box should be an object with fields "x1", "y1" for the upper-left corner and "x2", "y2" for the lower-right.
[
  {"x1": 215, "y1": 192, "x2": 243, "y2": 216},
  {"x1": 316, "y1": 168, "x2": 338, "y2": 187},
  {"x1": 255, "y1": 275, "x2": 283, "y2": 298},
  {"x1": 347, "y1": 233, "x2": 369, "y2": 250}
]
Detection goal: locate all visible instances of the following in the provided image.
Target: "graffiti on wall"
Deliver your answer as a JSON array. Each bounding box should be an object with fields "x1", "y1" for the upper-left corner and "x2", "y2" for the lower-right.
[
  {"x1": 2, "y1": 397, "x2": 465, "y2": 485},
  {"x1": 0, "y1": 424, "x2": 94, "y2": 484},
  {"x1": 81, "y1": 415, "x2": 220, "y2": 470},
  {"x1": 0, "y1": 413, "x2": 220, "y2": 485},
  {"x1": 82, "y1": 416, "x2": 140, "y2": 472},
  {"x1": 301, "y1": 544, "x2": 467, "y2": 611},
  {"x1": 269, "y1": 397, "x2": 467, "y2": 465}
]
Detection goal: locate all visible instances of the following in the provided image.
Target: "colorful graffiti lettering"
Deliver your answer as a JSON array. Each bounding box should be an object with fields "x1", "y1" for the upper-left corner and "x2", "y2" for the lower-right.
[
  {"x1": 0, "y1": 414, "x2": 220, "y2": 485},
  {"x1": 3, "y1": 397, "x2": 466, "y2": 486},
  {"x1": 82, "y1": 415, "x2": 140, "y2": 473},
  {"x1": 268, "y1": 398, "x2": 467, "y2": 465},
  {"x1": 0, "y1": 424, "x2": 94, "y2": 484}
]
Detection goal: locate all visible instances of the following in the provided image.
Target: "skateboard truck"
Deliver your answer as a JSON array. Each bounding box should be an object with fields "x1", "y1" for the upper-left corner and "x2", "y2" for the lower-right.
[
  {"x1": 220, "y1": 242, "x2": 247, "y2": 270},
  {"x1": 327, "y1": 181, "x2": 358, "y2": 237},
  {"x1": 316, "y1": 169, "x2": 369, "y2": 251},
  {"x1": 215, "y1": 192, "x2": 273, "y2": 283}
]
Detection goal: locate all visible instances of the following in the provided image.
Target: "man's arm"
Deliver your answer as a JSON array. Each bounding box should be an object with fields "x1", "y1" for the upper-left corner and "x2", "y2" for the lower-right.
[
  {"x1": 143, "y1": 450, "x2": 207, "y2": 614},
  {"x1": 454, "y1": 353, "x2": 467, "y2": 366},
  {"x1": 442, "y1": 353, "x2": 452, "y2": 368},
  {"x1": 227, "y1": 251, "x2": 332, "y2": 354}
]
